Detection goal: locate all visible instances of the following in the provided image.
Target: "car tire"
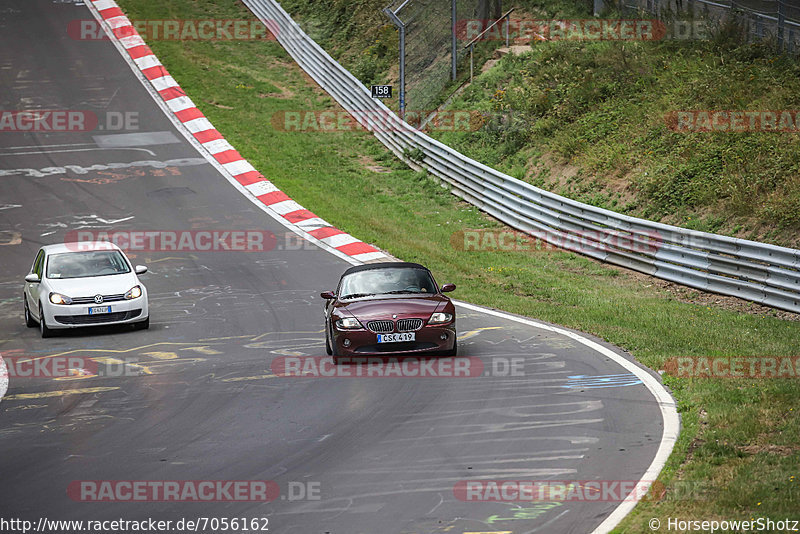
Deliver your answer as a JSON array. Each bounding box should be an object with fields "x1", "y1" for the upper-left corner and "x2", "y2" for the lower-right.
[
  {"x1": 325, "y1": 323, "x2": 333, "y2": 356},
  {"x1": 24, "y1": 295, "x2": 36, "y2": 328},
  {"x1": 39, "y1": 304, "x2": 53, "y2": 338},
  {"x1": 134, "y1": 317, "x2": 150, "y2": 330},
  {"x1": 331, "y1": 328, "x2": 345, "y2": 365}
]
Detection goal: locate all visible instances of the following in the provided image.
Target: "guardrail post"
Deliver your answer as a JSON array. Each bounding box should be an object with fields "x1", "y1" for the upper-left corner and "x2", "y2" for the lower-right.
[{"x1": 777, "y1": 0, "x2": 786, "y2": 51}]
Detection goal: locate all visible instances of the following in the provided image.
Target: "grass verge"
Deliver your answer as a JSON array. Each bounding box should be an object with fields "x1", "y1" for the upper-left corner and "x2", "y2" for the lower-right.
[{"x1": 117, "y1": 0, "x2": 800, "y2": 530}]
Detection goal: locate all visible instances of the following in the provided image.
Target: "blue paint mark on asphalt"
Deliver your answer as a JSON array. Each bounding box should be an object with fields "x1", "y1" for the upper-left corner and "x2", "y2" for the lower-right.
[{"x1": 562, "y1": 374, "x2": 643, "y2": 388}]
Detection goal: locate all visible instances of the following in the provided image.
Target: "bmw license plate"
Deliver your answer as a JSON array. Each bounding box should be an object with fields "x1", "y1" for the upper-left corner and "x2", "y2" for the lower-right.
[
  {"x1": 89, "y1": 306, "x2": 111, "y2": 315},
  {"x1": 377, "y1": 333, "x2": 415, "y2": 343}
]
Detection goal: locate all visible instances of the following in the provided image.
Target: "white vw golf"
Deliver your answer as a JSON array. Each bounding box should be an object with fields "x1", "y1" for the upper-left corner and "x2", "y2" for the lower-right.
[{"x1": 23, "y1": 242, "x2": 149, "y2": 337}]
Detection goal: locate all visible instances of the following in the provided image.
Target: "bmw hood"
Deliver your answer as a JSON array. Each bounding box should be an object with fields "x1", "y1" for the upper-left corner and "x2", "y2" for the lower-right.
[{"x1": 337, "y1": 295, "x2": 447, "y2": 321}]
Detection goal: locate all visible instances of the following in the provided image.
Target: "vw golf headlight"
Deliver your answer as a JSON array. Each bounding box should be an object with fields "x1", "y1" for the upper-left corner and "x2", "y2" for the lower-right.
[
  {"x1": 125, "y1": 285, "x2": 143, "y2": 300},
  {"x1": 49, "y1": 292, "x2": 72, "y2": 305},
  {"x1": 428, "y1": 312, "x2": 453, "y2": 324}
]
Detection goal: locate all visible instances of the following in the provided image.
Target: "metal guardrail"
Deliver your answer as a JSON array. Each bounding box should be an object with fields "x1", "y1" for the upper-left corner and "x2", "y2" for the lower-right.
[{"x1": 245, "y1": 0, "x2": 800, "y2": 314}]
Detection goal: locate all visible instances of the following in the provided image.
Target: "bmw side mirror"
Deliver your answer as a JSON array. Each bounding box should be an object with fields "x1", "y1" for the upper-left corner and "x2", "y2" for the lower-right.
[
  {"x1": 25, "y1": 273, "x2": 40, "y2": 283},
  {"x1": 135, "y1": 265, "x2": 148, "y2": 275},
  {"x1": 440, "y1": 283, "x2": 456, "y2": 293},
  {"x1": 320, "y1": 291, "x2": 336, "y2": 300}
]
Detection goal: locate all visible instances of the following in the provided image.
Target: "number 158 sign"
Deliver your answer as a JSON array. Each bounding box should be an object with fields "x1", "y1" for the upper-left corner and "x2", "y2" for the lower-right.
[{"x1": 371, "y1": 85, "x2": 392, "y2": 98}]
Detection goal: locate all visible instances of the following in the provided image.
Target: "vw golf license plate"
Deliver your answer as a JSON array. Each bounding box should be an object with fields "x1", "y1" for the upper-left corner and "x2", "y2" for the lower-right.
[
  {"x1": 377, "y1": 333, "x2": 415, "y2": 343},
  {"x1": 89, "y1": 306, "x2": 111, "y2": 315}
]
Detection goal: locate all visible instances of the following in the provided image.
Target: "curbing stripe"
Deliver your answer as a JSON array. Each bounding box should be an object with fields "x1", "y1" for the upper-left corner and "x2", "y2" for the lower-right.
[
  {"x1": 245, "y1": 181, "x2": 279, "y2": 196},
  {"x1": 119, "y1": 34, "x2": 145, "y2": 49},
  {"x1": 127, "y1": 45, "x2": 154, "y2": 60},
  {"x1": 267, "y1": 199, "x2": 304, "y2": 215},
  {"x1": 150, "y1": 75, "x2": 180, "y2": 91},
  {"x1": 233, "y1": 170, "x2": 265, "y2": 185},
  {"x1": 174, "y1": 107, "x2": 205, "y2": 123},
  {"x1": 202, "y1": 138, "x2": 236, "y2": 155},
  {"x1": 166, "y1": 95, "x2": 196, "y2": 113},
  {"x1": 182, "y1": 117, "x2": 215, "y2": 134},
  {"x1": 134, "y1": 55, "x2": 161, "y2": 70},
  {"x1": 105, "y1": 15, "x2": 130, "y2": 29},
  {"x1": 319, "y1": 233, "x2": 359, "y2": 248},
  {"x1": 294, "y1": 217, "x2": 330, "y2": 231},
  {"x1": 191, "y1": 128, "x2": 223, "y2": 144},
  {"x1": 283, "y1": 209, "x2": 317, "y2": 224}
]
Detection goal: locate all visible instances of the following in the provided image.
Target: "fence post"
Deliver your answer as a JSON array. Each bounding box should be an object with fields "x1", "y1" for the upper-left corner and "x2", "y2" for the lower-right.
[
  {"x1": 469, "y1": 43, "x2": 474, "y2": 83},
  {"x1": 451, "y1": 0, "x2": 457, "y2": 81},
  {"x1": 383, "y1": 6, "x2": 407, "y2": 120},
  {"x1": 777, "y1": 0, "x2": 786, "y2": 51},
  {"x1": 505, "y1": 12, "x2": 510, "y2": 47}
]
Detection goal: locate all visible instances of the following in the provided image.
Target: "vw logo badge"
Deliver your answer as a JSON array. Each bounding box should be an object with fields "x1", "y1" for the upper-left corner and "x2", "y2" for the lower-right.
[{"x1": 94, "y1": 295, "x2": 104, "y2": 304}]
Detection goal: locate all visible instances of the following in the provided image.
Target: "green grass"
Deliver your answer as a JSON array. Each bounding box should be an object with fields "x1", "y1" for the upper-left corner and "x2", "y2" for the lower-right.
[{"x1": 117, "y1": 0, "x2": 800, "y2": 529}]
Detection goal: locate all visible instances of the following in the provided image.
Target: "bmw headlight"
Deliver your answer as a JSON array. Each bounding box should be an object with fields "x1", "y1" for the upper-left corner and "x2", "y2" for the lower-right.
[
  {"x1": 428, "y1": 312, "x2": 453, "y2": 324},
  {"x1": 335, "y1": 317, "x2": 362, "y2": 330},
  {"x1": 49, "y1": 292, "x2": 73, "y2": 305},
  {"x1": 125, "y1": 285, "x2": 143, "y2": 300}
]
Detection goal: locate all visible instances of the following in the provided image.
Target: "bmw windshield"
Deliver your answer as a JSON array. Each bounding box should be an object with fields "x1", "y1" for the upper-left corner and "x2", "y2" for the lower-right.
[{"x1": 338, "y1": 268, "x2": 437, "y2": 299}]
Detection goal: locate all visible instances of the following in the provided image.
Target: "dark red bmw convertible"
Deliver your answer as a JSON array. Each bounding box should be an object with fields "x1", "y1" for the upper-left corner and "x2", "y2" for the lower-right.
[{"x1": 321, "y1": 262, "x2": 457, "y2": 362}]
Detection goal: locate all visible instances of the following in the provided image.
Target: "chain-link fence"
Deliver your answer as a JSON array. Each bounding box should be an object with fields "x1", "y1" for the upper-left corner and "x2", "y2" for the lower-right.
[
  {"x1": 383, "y1": 0, "x2": 504, "y2": 113},
  {"x1": 619, "y1": 0, "x2": 800, "y2": 52}
]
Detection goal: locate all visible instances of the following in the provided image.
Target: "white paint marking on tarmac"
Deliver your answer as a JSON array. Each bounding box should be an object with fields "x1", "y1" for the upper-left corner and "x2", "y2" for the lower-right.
[
  {"x1": 0, "y1": 204, "x2": 22, "y2": 211},
  {"x1": 0, "y1": 143, "x2": 96, "y2": 150},
  {"x1": 0, "y1": 354, "x2": 7, "y2": 404},
  {"x1": 0, "y1": 147, "x2": 156, "y2": 157}
]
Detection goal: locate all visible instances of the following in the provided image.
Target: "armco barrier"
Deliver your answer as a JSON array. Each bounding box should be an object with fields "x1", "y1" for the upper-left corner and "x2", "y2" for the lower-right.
[{"x1": 244, "y1": 0, "x2": 800, "y2": 313}]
